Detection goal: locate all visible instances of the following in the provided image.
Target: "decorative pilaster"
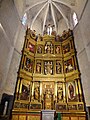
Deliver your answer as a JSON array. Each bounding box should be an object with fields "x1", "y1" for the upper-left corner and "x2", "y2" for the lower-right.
[
  {"x1": 40, "y1": 82, "x2": 42, "y2": 102},
  {"x1": 54, "y1": 82, "x2": 57, "y2": 102},
  {"x1": 31, "y1": 82, "x2": 34, "y2": 101}
]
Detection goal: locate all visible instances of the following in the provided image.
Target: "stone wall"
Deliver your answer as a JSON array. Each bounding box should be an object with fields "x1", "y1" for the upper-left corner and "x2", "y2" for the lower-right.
[
  {"x1": 73, "y1": 0, "x2": 90, "y2": 106},
  {"x1": 0, "y1": 0, "x2": 25, "y2": 101}
]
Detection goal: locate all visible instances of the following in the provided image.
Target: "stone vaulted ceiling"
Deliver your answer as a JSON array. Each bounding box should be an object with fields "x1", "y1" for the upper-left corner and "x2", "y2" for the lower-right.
[{"x1": 14, "y1": 0, "x2": 87, "y2": 34}]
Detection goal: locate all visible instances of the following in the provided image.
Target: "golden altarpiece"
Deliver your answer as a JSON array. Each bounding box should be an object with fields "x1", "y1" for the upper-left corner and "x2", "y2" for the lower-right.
[{"x1": 12, "y1": 28, "x2": 86, "y2": 120}]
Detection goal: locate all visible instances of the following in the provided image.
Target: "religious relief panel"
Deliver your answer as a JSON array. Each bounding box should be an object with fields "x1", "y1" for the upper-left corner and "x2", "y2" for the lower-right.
[
  {"x1": 55, "y1": 45, "x2": 60, "y2": 54},
  {"x1": 44, "y1": 41, "x2": 54, "y2": 54},
  {"x1": 26, "y1": 41, "x2": 35, "y2": 53},
  {"x1": 68, "y1": 104, "x2": 77, "y2": 110},
  {"x1": 29, "y1": 103, "x2": 41, "y2": 110},
  {"x1": 44, "y1": 61, "x2": 53, "y2": 75},
  {"x1": 62, "y1": 43, "x2": 70, "y2": 54},
  {"x1": 56, "y1": 61, "x2": 62, "y2": 74},
  {"x1": 56, "y1": 104, "x2": 67, "y2": 111},
  {"x1": 78, "y1": 103, "x2": 84, "y2": 110},
  {"x1": 24, "y1": 56, "x2": 33, "y2": 73},
  {"x1": 14, "y1": 102, "x2": 20, "y2": 109},
  {"x1": 20, "y1": 80, "x2": 31, "y2": 101},
  {"x1": 64, "y1": 58, "x2": 74, "y2": 73},
  {"x1": 66, "y1": 81, "x2": 77, "y2": 102},
  {"x1": 37, "y1": 45, "x2": 43, "y2": 54}
]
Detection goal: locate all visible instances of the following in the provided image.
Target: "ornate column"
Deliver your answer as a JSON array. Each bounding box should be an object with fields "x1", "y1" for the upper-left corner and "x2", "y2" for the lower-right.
[
  {"x1": 40, "y1": 82, "x2": 42, "y2": 102},
  {"x1": 63, "y1": 82, "x2": 66, "y2": 102},
  {"x1": 78, "y1": 79, "x2": 83, "y2": 101},
  {"x1": 54, "y1": 82, "x2": 57, "y2": 102},
  {"x1": 16, "y1": 77, "x2": 21, "y2": 100},
  {"x1": 31, "y1": 82, "x2": 34, "y2": 100},
  {"x1": 75, "y1": 80, "x2": 79, "y2": 101}
]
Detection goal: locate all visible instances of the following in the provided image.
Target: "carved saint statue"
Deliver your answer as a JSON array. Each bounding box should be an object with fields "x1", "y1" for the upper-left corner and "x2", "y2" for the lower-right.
[
  {"x1": 68, "y1": 83, "x2": 74, "y2": 99},
  {"x1": 58, "y1": 86, "x2": 63, "y2": 101},
  {"x1": 56, "y1": 46, "x2": 60, "y2": 54},
  {"x1": 36, "y1": 63, "x2": 41, "y2": 73},
  {"x1": 37, "y1": 46, "x2": 42, "y2": 53},
  {"x1": 56, "y1": 61, "x2": 62, "y2": 74},
  {"x1": 34, "y1": 87, "x2": 39, "y2": 100},
  {"x1": 44, "y1": 61, "x2": 53, "y2": 75},
  {"x1": 45, "y1": 89, "x2": 52, "y2": 99},
  {"x1": 47, "y1": 45, "x2": 51, "y2": 53}
]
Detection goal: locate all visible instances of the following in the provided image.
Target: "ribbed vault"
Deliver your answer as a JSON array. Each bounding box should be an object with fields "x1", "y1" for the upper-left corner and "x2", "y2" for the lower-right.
[{"x1": 14, "y1": 0, "x2": 87, "y2": 34}]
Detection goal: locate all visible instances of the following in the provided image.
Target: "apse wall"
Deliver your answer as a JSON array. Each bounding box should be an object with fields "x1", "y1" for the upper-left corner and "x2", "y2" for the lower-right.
[
  {"x1": 57, "y1": 18, "x2": 68, "y2": 35},
  {"x1": 4, "y1": 25, "x2": 25, "y2": 96},
  {"x1": 73, "y1": 0, "x2": 90, "y2": 106},
  {"x1": 31, "y1": 19, "x2": 42, "y2": 35}
]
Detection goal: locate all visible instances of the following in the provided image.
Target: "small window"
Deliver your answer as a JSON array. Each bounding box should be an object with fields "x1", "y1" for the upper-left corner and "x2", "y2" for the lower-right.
[
  {"x1": 22, "y1": 13, "x2": 27, "y2": 26},
  {"x1": 73, "y1": 12, "x2": 78, "y2": 27}
]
